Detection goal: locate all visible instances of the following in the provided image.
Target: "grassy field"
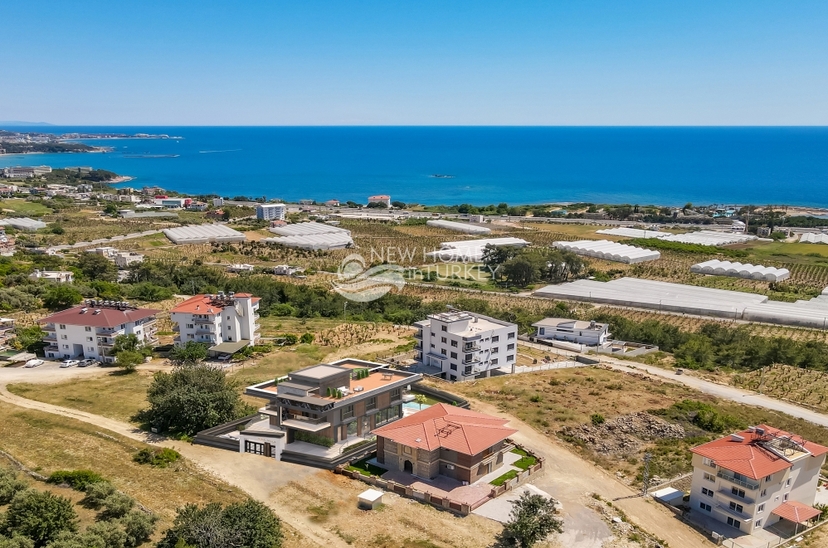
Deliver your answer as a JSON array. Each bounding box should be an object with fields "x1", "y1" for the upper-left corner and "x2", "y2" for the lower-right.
[
  {"x1": 0, "y1": 198, "x2": 52, "y2": 216},
  {"x1": 439, "y1": 366, "x2": 828, "y2": 484}
]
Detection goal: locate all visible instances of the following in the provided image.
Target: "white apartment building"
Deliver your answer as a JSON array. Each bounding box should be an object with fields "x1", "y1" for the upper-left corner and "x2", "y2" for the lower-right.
[
  {"x1": 531, "y1": 318, "x2": 610, "y2": 346},
  {"x1": 414, "y1": 311, "x2": 517, "y2": 381},
  {"x1": 256, "y1": 203, "x2": 287, "y2": 221},
  {"x1": 689, "y1": 425, "x2": 828, "y2": 535},
  {"x1": 170, "y1": 292, "x2": 261, "y2": 356},
  {"x1": 39, "y1": 301, "x2": 159, "y2": 363},
  {"x1": 29, "y1": 270, "x2": 74, "y2": 283}
]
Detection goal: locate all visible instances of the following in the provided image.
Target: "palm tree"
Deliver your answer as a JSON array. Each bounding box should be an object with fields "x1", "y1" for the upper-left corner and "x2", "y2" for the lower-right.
[{"x1": 414, "y1": 394, "x2": 428, "y2": 410}]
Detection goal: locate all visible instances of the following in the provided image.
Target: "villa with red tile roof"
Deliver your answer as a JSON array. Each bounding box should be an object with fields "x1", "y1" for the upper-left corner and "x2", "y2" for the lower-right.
[
  {"x1": 170, "y1": 292, "x2": 260, "y2": 357},
  {"x1": 689, "y1": 425, "x2": 828, "y2": 536},
  {"x1": 374, "y1": 403, "x2": 518, "y2": 483},
  {"x1": 39, "y1": 300, "x2": 159, "y2": 363}
]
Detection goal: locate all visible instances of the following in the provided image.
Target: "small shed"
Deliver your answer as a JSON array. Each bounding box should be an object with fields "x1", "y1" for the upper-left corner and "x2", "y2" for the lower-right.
[
  {"x1": 651, "y1": 487, "x2": 685, "y2": 506},
  {"x1": 358, "y1": 489, "x2": 384, "y2": 510}
]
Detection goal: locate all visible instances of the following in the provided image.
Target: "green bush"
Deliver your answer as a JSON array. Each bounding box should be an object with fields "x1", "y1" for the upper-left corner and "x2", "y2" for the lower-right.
[
  {"x1": 121, "y1": 510, "x2": 158, "y2": 548},
  {"x1": 101, "y1": 491, "x2": 135, "y2": 519},
  {"x1": 81, "y1": 481, "x2": 116, "y2": 509},
  {"x1": 590, "y1": 414, "x2": 605, "y2": 426},
  {"x1": 5, "y1": 490, "x2": 78, "y2": 546},
  {"x1": 490, "y1": 470, "x2": 519, "y2": 486},
  {"x1": 294, "y1": 431, "x2": 334, "y2": 447},
  {"x1": 46, "y1": 470, "x2": 104, "y2": 491},
  {"x1": 0, "y1": 468, "x2": 28, "y2": 505},
  {"x1": 133, "y1": 447, "x2": 181, "y2": 468}
]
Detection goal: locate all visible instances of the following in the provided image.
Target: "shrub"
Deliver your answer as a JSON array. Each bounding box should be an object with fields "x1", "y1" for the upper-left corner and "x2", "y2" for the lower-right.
[
  {"x1": 0, "y1": 468, "x2": 28, "y2": 505},
  {"x1": 156, "y1": 500, "x2": 282, "y2": 548},
  {"x1": 120, "y1": 510, "x2": 158, "y2": 548},
  {"x1": 101, "y1": 492, "x2": 135, "y2": 519},
  {"x1": 590, "y1": 414, "x2": 605, "y2": 426},
  {"x1": 299, "y1": 333, "x2": 314, "y2": 344},
  {"x1": 294, "y1": 431, "x2": 334, "y2": 447},
  {"x1": 503, "y1": 491, "x2": 564, "y2": 548},
  {"x1": 81, "y1": 481, "x2": 116, "y2": 509},
  {"x1": 47, "y1": 470, "x2": 104, "y2": 491},
  {"x1": 132, "y1": 448, "x2": 181, "y2": 468},
  {"x1": 5, "y1": 490, "x2": 78, "y2": 546},
  {"x1": 0, "y1": 535, "x2": 34, "y2": 548}
]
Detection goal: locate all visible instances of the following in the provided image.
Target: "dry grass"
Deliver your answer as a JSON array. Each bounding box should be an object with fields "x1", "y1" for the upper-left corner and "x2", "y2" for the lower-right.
[{"x1": 733, "y1": 364, "x2": 828, "y2": 412}]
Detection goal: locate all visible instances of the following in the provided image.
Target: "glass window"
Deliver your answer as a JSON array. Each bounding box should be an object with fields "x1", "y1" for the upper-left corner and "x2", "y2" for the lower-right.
[
  {"x1": 464, "y1": 354, "x2": 472, "y2": 362},
  {"x1": 59, "y1": 324, "x2": 66, "y2": 329},
  {"x1": 765, "y1": 475, "x2": 772, "y2": 482},
  {"x1": 441, "y1": 337, "x2": 447, "y2": 343},
  {"x1": 450, "y1": 363, "x2": 457, "y2": 370},
  {"x1": 755, "y1": 519, "x2": 762, "y2": 528},
  {"x1": 390, "y1": 388, "x2": 401, "y2": 400},
  {"x1": 492, "y1": 335, "x2": 499, "y2": 342},
  {"x1": 703, "y1": 473, "x2": 715, "y2": 482},
  {"x1": 341, "y1": 405, "x2": 354, "y2": 420},
  {"x1": 491, "y1": 358, "x2": 498, "y2": 365},
  {"x1": 450, "y1": 352, "x2": 457, "y2": 359},
  {"x1": 347, "y1": 421, "x2": 357, "y2": 436},
  {"x1": 85, "y1": 327, "x2": 91, "y2": 332},
  {"x1": 464, "y1": 366, "x2": 472, "y2": 374},
  {"x1": 508, "y1": 332, "x2": 515, "y2": 339},
  {"x1": 441, "y1": 326, "x2": 447, "y2": 332},
  {"x1": 366, "y1": 397, "x2": 377, "y2": 411},
  {"x1": 507, "y1": 343, "x2": 515, "y2": 350},
  {"x1": 507, "y1": 355, "x2": 514, "y2": 362},
  {"x1": 450, "y1": 340, "x2": 457, "y2": 347},
  {"x1": 731, "y1": 487, "x2": 745, "y2": 498},
  {"x1": 757, "y1": 504, "x2": 764, "y2": 513},
  {"x1": 702, "y1": 457, "x2": 715, "y2": 467},
  {"x1": 492, "y1": 347, "x2": 499, "y2": 354}
]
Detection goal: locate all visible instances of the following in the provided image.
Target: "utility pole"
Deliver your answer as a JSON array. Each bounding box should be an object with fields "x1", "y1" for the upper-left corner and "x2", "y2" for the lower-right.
[{"x1": 641, "y1": 452, "x2": 652, "y2": 497}]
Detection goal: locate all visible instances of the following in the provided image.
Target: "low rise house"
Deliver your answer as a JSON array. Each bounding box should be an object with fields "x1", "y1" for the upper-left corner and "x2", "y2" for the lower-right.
[
  {"x1": 374, "y1": 403, "x2": 517, "y2": 482},
  {"x1": 226, "y1": 263, "x2": 254, "y2": 273},
  {"x1": 114, "y1": 251, "x2": 144, "y2": 268},
  {"x1": 368, "y1": 195, "x2": 391, "y2": 207},
  {"x1": 39, "y1": 301, "x2": 159, "y2": 363},
  {"x1": 170, "y1": 292, "x2": 260, "y2": 356},
  {"x1": 531, "y1": 318, "x2": 610, "y2": 346},
  {"x1": 273, "y1": 264, "x2": 304, "y2": 276},
  {"x1": 325, "y1": 199, "x2": 340, "y2": 207},
  {"x1": 414, "y1": 311, "x2": 518, "y2": 381},
  {"x1": 205, "y1": 209, "x2": 225, "y2": 221},
  {"x1": 689, "y1": 425, "x2": 828, "y2": 535},
  {"x1": 243, "y1": 359, "x2": 421, "y2": 465},
  {"x1": 29, "y1": 270, "x2": 74, "y2": 283}
]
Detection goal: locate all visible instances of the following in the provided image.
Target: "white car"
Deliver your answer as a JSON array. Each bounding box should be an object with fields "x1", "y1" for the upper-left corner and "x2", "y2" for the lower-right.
[
  {"x1": 24, "y1": 359, "x2": 44, "y2": 368},
  {"x1": 77, "y1": 358, "x2": 98, "y2": 368},
  {"x1": 60, "y1": 359, "x2": 79, "y2": 368}
]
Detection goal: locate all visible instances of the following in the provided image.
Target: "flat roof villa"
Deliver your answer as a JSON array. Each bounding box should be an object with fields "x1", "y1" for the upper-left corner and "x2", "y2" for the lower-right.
[{"x1": 242, "y1": 359, "x2": 422, "y2": 467}]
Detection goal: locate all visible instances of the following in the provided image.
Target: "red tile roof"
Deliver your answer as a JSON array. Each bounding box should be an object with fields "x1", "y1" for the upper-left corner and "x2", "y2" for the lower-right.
[
  {"x1": 771, "y1": 501, "x2": 821, "y2": 524},
  {"x1": 40, "y1": 305, "x2": 159, "y2": 328},
  {"x1": 690, "y1": 425, "x2": 828, "y2": 480},
  {"x1": 373, "y1": 403, "x2": 517, "y2": 456},
  {"x1": 170, "y1": 294, "x2": 260, "y2": 314}
]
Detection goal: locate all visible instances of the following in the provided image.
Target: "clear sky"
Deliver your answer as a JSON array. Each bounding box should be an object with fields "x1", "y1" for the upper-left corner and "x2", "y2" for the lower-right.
[{"x1": 2, "y1": 1, "x2": 827, "y2": 125}]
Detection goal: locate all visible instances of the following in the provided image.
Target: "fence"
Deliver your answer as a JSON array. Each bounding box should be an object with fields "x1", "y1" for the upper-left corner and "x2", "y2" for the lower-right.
[{"x1": 512, "y1": 360, "x2": 585, "y2": 374}]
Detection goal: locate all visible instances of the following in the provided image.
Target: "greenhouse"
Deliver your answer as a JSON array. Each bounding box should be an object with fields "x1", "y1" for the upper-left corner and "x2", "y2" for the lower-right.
[
  {"x1": 265, "y1": 222, "x2": 353, "y2": 250},
  {"x1": 553, "y1": 240, "x2": 660, "y2": 264},
  {"x1": 660, "y1": 231, "x2": 757, "y2": 246},
  {"x1": 163, "y1": 224, "x2": 247, "y2": 244},
  {"x1": 426, "y1": 219, "x2": 491, "y2": 234},
  {"x1": 690, "y1": 259, "x2": 790, "y2": 282},
  {"x1": 424, "y1": 237, "x2": 528, "y2": 262},
  {"x1": 799, "y1": 233, "x2": 828, "y2": 244},
  {"x1": 596, "y1": 227, "x2": 669, "y2": 239}
]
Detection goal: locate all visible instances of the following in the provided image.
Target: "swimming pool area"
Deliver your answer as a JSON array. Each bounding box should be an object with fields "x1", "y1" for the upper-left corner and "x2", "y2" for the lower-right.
[{"x1": 403, "y1": 401, "x2": 431, "y2": 415}]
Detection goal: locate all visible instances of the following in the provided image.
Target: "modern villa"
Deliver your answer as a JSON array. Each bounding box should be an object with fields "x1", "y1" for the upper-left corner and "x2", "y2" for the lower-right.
[
  {"x1": 689, "y1": 425, "x2": 828, "y2": 536},
  {"x1": 242, "y1": 359, "x2": 422, "y2": 466},
  {"x1": 531, "y1": 317, "x2": 610, "y2": 346}
]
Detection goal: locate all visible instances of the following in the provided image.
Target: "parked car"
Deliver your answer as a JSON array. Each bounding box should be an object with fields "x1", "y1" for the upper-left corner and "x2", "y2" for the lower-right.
[
  {"x1": 60, "y1": 359, "x2": 79, "y2": 368},
  {"x1": 24, "y1": 359, "x2": 44, "y2": 368}
]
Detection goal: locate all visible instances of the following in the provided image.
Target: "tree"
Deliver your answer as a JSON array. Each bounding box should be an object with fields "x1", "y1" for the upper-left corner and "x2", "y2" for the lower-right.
[
  {"x1": 390, "y1": 201, "x2": 406, "y2": 209},
  {"x1": 103, "y1": 203, "x2": 120, "y2": 215},
  {"x1": 0, "y1": 535, "x2": 34, "y2": 548},
  {"x1": 481, "y1": 244, "x2": 518, "y2": 280},
  {"x1": 115, "y1": 351, "x2": 143, "y2": 373},
  {"x1": 12, "y1": 326, "x2": 45, "y2": 353},
  {"x1": 42, "y1": 285, "x2": 83, "y2": 311},
  {"x1": 76, "y1": 254, "x2": 118, "y2": 283},
  {"x1": 0, "y1": 468, "x2": 28, "y2": 504},
  {"x1": 299, "y1": 333, "x2": 314, "y2": 344},
  {"x1": 503, "y1": 491, "x2": 563, "y2": 548},
  {"x1": 0, "y1": 288, "x2": 41, "y2": 312},
  {"x1": 167, "y1": 342, "x2": 209, "y2": 366},
  {"x1": 366, "y1": 201, "x2": 387, "y2": 209},
  {"x1": 5, "y1": 490, "x2": 78, "y2": 547},
  {"x1": 120, "y1": 511, "x2": 157, "y2": 548},
  {"x1": 142, "y1": 364, "x2": 251, "y2": 435},
  {"x1": 157, "y1": 500, "x2": 282, "y2": 548},
  {"x1": 126, "y1": 282, "x2": 173, "y2": 302},
  {"x1": 414, "y1": 394, "x2": 428, "y2": 410}
]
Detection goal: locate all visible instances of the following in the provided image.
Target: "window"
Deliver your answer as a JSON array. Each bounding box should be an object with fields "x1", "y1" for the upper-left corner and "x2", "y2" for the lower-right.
[
  {"x1": 507, "y1": 343, "x2": 515, "y2": 350},
  {"x1": 450, "y1": 375, "x2": 456, "y2": 381},
  {"x1": 450, "y1": 363, "x2": 457, "y2": 371},
  {"x1": 464, "y1": 366, "x2": 472, "y2": 375},
  {"x1": 450, "y1": 340, "x2": 457, "y2": 347},
  {"x1": 61, "y1": 335, "x2": 68, "y2": 340},
  {"x1": 731, "y1": 487, "x2": 745, "y2": 499},
  {"x1": 765, "y1": 475, "x2": 772, "y2": 482},
  {"x1": 62, "y1": 344, "x2": 69, "y2": 349},
  {"x1": 760, "y1": 489, "x2": 767, "y2": 497},
  {"x1": 430, "y1": 343, "x2": 435, "y2": 348},
  {"x1": 492, "y1": 347, "x2": 499, "y2": 354},
  {"x1": 464, "y1": 354, "x2": 472, "y2": 362},
  {"x1": 431, "y1": 332, "x2": 435, "y2": 337},
  {"x1": 86, "y1": 337, "x2": 93, "y2": 342},
  {"x1": 491, "y1": 358, "x2": 498, "y2": 365},
  {"x1": 729, "y1": 502, "x2": 743, "y2": 514},
  {"x1": 441, "y1": 326, "x2": 447, "y2": 332},
  {"x1": 507, "y1": 355, "x2": 514, "y2": 362},
  {"x1": 492, "y1": 335, "x2": 499, "y2": 342},
  {"x1": 85, "y1": 327, "x2": 92, "y2": 332},
  {"x1": 507, "y1": 332, "x2": 515, "y2": 339},
  {"x1": 441, "y1": 337, "x2": 447, "y2": 343},
  {"x1": 699, "y1": 502, "x2": 711, "y2": 512},
  {"x1": 88, "y1": 347, "x2": 94, "y2": 351},
  {"x1": 783, "y1": 493, "x2": 789, "y2": 502},
  {"x1": 701, "y1": 487, "x2": 713, "y2": 497},
  {"x1": 702, "y1": 457, "x2": 715, "y2": 467},
  {"x1": 757, "y1": 504, "x2": 764, "y2": 513},
  {"x1": 755, "y1": 519, "x2": 762, "y2": 528},
  {"x1": 703, "y1": 473, "x2": 715, "y2": 483},
  {"x1": 441, "y1": 348, "x2": 446, "y2": 356},
  {"x1": 450, "y1": 352, "x2": 457, "y2": 359},
  {"x1": 366, "y1": 397, "x2": 377, "y2": 411},
  {"x1": 59, "y1": 324, "x2": 66, "y2": 329},
  {"x1": 390, "y1": 388, "x2": 401, "y2": 401},
  {"x1": 186, "y1": 324, "x2": 194, "y2": 329},
  {"x1": 726, "y1": 517, "x2": 741, "y2": 530},
  {"x1": 341, "y1": 405, "x2": 354, "y2": 420},
  {"x1": 403, "y1": 446, "x2": 412, "y2": 455},
  {"x1": 785, "y1": 478, "x2": 791, "y2": 487}
]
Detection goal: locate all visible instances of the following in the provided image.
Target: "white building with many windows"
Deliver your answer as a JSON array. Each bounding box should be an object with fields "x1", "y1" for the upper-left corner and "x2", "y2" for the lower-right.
[
  {"x1": 170, "y1": 292, "x2": 261, "y2": 356},
  {"x1": 39, "y1": 301, "x2": 159, "y2": 364},
  {"x1": 689, "y1": 425, "x2": 828, "y2": 536},
  {"x1": 414, "y1": 311, "x2": 517, "y2": 381},
  {"x1": 256, "y1": 203, "x2": 287, "y2": 221}
]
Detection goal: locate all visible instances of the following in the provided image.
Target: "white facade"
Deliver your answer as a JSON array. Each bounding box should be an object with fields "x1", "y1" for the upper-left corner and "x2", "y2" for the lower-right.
[
  {"x1": 29, "y1": 270, "x2": 74, "y2": 283},
  {"x1": 368, "y1": 195, "x2": 391, "y2": 207},
  {"x1": 532, "y1": 318, "x2": 609, "y2": 346},
  {"x1": 256, "y1": 203, "x2": 287, "y2": 221},
  {"x1": 114, "y1": 252, "x2": 144, "y2": 268},
  {"x1": 689, "y1": 427, "x2": 827, "y2": 535},
  {"x1": 170, "y1": 292, "x2": 260, "y2": 349},
  {"x1": 414, "y1": 311, "x2": 517, "y2": 381}
]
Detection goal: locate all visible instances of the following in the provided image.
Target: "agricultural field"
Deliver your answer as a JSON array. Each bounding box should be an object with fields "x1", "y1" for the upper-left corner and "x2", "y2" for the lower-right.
[
  {"x1": 439, "y1": 366, "x2": 828, "y2": 486},
  {"x1": 733, "y1": 364, "x2": 828, "y2": 413},
  {"x1": 0, "y1": 198, "x2": 53, "y2": 216}
]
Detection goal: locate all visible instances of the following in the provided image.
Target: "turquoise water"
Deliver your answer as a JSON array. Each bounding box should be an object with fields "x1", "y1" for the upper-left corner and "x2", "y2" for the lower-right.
[{"x1": 1, "y1": 126, "x2": 827, "y2": 206}]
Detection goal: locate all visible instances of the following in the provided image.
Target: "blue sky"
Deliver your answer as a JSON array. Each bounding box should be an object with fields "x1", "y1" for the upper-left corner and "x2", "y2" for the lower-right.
[{"x1": 2, "y1": 1, "x2": 827, "y2": 125}]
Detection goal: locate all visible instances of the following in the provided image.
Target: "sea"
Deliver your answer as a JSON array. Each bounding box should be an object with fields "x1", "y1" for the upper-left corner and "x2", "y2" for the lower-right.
[{"x1": 1, "y1": 126, "x2": 827, "y2": 207}]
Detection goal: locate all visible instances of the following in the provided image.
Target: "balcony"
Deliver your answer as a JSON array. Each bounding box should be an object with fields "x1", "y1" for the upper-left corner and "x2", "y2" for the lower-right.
[
  {"x1": 717, "y1": 470, "x2": 760, "y2": 491},
  {"x1": 97, "y1": 339, "x2": 114, "y2": 347},
  {"x1": 716, "y1": 503, "x2": 752, "y2": 522},
  {"x1": 196, "y1": 327, "x2": 216, "y2": 334},
  {"x1": 414, "y1": 331, "x2": 423, "y2": 339},
  {"x1": 172, "y1": 326, "x2": 180, "y2": 333},
  {"x1": 43, "y1": 334, "x2": 57, "y2": 342},
  {"x1": 279, "y1": 412, "x2": 331, "y2": 433},
  {"x1": 45, "y1": 344, "x2": 58, "y2": 352},
  {"x1": 193, "y1": 318, "x2": 215, "y2": 325},
  {"x1": 717, "y1": 487, "x2": 755, "y2": 506},
  {"x1": 414, "y1": 343, "x2": 422, "y2": 350},
  {"x1": 462, "y1": 355, "x2": 481, "y2": 364},
  {"x1": 463, "y1": 343, "x2": 480, "y2": 352},
  {"x1": 43, "y1": 323, "x2": 56, "y2": 332}
]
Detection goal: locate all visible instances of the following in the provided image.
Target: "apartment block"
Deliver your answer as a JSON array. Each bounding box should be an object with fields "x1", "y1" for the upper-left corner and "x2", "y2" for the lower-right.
[
  {"x1": 414, "y1": 311, "x2": 518, "y2": 381},
  {"x1": 256, "y1": 203, "x2": 287, "y2": 221},
  {"x1": 39, "y1": 301, "x2": 159, "y2": 363},
  {"x1": 689, "y1": 425, "x2": 828, "y2": 535},
  {"x1": 170, "y1": 292, "x2": 260, "y2": 356}
]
